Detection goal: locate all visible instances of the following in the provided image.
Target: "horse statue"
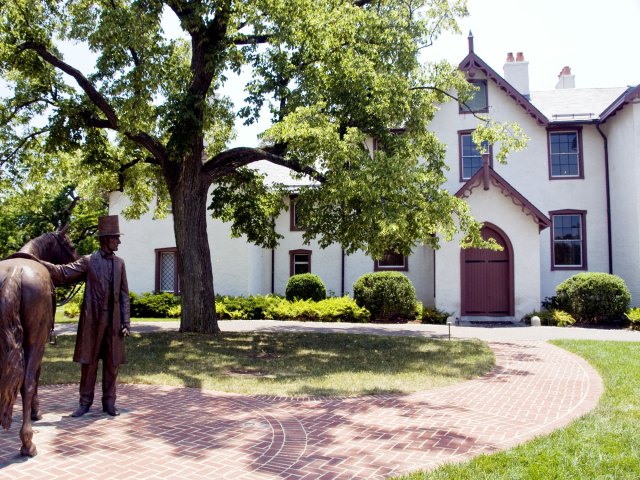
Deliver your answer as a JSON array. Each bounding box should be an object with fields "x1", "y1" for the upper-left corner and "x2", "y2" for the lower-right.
[{"x1": 0, "y1": 224, "x2": 78, "y2": 457}]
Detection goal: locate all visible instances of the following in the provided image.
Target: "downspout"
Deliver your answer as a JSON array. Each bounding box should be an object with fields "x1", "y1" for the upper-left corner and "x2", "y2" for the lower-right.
[
  {"x1": 271, "y1": 248, "x2": 275, "y2": 294},
  {"x1": 270, "y1": 218, "x2": 276, "y2": 294},
  {"x1": 596, "y1": 123, "x2": 613, "y2": 274},
  {"x1": 341, "y1": 247, "x2": 345, "y2": 296}
]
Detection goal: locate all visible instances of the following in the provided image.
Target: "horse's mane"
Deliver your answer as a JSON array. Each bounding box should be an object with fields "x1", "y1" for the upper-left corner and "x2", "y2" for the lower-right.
[{"x1": 14, "y1": 232, "x2": 76, "y2": 264}]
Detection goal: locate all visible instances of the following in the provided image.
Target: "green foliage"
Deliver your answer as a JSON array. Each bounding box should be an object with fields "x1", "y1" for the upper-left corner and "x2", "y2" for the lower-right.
[
  {"x1": 263, "y1": 297, "x2": 370, "y2": 323},
  {"x1": 555, "y1": 273, "x2": 631, "y2": 322},
  {"x1": 215, "y1": 295, "x2": 283, "y2": 320},
  {"x1": 129, "y1": 292, "x2": 181, "y2": 318},
  {"x1": 353, "y1": 272, "x2": 419, "y2": 322},
  {"x1": 285, "y1": 273, "x2": 327, "y2": 302},
  {"x1": 625, "y1": 308, "x2": 640, "y2": 330},
  {"x1": 551, "y1": 310, "x2": 576, "y2": 327},
  {"x1": 421, "y1": 306, "x2": 452, "y2": 325},
  {"x1": 58, "y1": 283, "x2": 85, "y2": 318}
]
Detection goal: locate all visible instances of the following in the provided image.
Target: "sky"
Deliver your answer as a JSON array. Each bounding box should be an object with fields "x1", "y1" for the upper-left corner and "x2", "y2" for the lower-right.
[{"x1": 426, "y1": 0, "x2": 640, "y2": 90}]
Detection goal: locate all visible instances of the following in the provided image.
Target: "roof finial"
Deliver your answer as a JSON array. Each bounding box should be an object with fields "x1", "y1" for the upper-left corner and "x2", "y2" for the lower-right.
[{"x1": 468, "y1": 31, "x2": 474, "y2": 53}]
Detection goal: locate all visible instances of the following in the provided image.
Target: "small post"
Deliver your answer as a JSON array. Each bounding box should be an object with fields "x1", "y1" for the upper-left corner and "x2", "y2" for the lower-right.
[
  {"x1": 531, "y1": 315, "x2": 541, "y2": 327},
  {"x1": 446, "y1": 316, "x2": 455, "y2": 340}
]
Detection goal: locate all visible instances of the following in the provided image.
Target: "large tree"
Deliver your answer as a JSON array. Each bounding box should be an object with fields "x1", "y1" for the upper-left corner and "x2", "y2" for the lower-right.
[{"x1": 0, "y1": 0, "x2": 518, "y2": 333}]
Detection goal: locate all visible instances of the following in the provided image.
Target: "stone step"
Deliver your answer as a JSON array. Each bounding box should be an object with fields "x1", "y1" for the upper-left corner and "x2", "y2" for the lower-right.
[{"x1": 455, "y1": 316, "x2": 525, "y2": 327}]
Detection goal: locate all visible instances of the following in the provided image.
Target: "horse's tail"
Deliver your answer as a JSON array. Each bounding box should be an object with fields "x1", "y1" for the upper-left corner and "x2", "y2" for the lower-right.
[{"x1": 0, "y1": 266, "x2": 25, "y2": 430}]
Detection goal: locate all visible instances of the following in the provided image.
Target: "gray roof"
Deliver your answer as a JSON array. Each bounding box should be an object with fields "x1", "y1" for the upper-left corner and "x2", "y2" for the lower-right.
[
  {"x1": 250, "y1": 160, "x2": 316, "y2": 188},
  {"x1": 530, "y1": 87, "x2": 628, "y2": 122}
]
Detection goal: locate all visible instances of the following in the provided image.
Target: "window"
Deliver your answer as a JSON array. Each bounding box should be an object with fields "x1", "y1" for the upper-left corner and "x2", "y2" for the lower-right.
[
  {"x1": 374, "y1": 250, "x2": 408, "y2": 271},
  {"x1": 459, "y1": 80, "x2": 488, "y2": 113},
  {"x1": 155, "y1": 248, "x2": 180, "y2": 293},
  {"x1": 550, "y1": 211, "x2": 587, "y2": 270},
  {"x1": 289, "y1": 194, "x2": 302, "y2": 231},
  {"x1": 289, "y1": 249, "x2": 311, "y2": 276},
  {"x1": 459, "y1": 131, "x2": 490, "y2": 181},
  {"x1": 548, "y1": 129, "x2": 583, "y2": 179}
]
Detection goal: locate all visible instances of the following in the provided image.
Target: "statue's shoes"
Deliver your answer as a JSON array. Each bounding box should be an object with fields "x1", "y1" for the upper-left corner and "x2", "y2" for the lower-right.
[
  {"x1": 103, "y1": 405, "x2": 120, "y2": 416},
  {"x1": 71, "y1": 405, "x2": 90, "y2": 417}
]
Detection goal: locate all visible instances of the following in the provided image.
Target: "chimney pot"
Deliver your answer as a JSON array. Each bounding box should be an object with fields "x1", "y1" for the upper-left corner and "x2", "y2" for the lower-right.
[
  {"x1": 555, "y1": 66, "x2": 575, "y2": 89},
  {"x1": 503, "y1": 51, "x2": 530, "y2": 97},
  {"x1": 558, "y1": 66, "x2": 572, "y2": 77}
]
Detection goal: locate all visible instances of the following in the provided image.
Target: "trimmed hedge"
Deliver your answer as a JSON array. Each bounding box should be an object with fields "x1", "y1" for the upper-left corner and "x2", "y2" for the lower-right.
[
  {"x1": 216, "y1": 295, "x2": 282, "y2": 320},
  {"x1": 264, "y1": 297, "x2": 370, "y2": 323},
  {"x1": 129, "y1": 292, "x2": 181, "y2": 318},
  {"x1": 285, "y1": 273, "x2": 327, "y2": 302},
  {"x1": 555, "y1": 272, "x2": 631, "y2": 322},
  {"x1": 126, "y1": 292, "x2": 369, "y2": 323},
  {"x1": 353, "y1": 272, "x2": 419, "y2": 322}
]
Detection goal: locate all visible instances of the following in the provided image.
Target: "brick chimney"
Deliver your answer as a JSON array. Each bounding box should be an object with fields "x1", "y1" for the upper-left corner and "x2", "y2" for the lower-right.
[
  {"x1": 556, "y1": 66, "x2": 575, "y2": 89},
  {"x1": 503, "y1": 51, "x2": 530, "y2": 98}
]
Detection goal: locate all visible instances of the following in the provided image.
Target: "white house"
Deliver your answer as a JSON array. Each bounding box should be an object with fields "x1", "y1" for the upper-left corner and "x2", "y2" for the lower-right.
[{"x1": 111, "y1": 36, "x2": 640, "y2": 320}]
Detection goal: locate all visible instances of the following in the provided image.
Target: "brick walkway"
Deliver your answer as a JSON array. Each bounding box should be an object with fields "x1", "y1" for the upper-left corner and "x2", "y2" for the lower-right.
[{"x1": 0, "y1": 341, "x2": 603, "y2": 479}]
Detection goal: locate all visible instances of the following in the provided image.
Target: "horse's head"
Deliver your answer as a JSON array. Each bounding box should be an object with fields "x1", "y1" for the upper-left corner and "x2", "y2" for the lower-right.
[{"x1": 47, "y1": 223, "x2": 79, "y2": 264}]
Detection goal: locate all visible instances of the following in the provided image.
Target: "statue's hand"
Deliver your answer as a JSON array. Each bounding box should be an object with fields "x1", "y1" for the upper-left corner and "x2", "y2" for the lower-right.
[{"x1": 121, "y1": 325, "x2": 130, "y2": 337}]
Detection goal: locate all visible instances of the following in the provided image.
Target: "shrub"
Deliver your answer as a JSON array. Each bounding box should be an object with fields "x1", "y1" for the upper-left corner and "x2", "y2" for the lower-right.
[
  {"x1": 555, "y1": 273, "x2": 631, "y2": 322},
  {"x1": 522, "y1": 310, "x2": 554, "y2": 326},
  {"x1": 625, "y1": 308, "x2": 640, "y2": 330},
  {"x1": 130, "y1": 292, "x2": 181, "y2": 318},
  {"x1": 421, "y1": 306, "x2": 452, "y2": 325},
  {"x1": 552, "y1": 310, "x2": 576, "y2": 327},
  {"x1": 59, "y1": 284, "x2": 85, "y2": 318},
  {"x1": 352, "y1": 272, "x2": 419, "y2": 322},
  {"x1": 264, "y1": 296, "x2": 370, "y2": 323},
  {"x1": 216, "y1": 294, "x2": 282, "y2": 319},
  {"x1": 285, "y1": 274, "x2": 326, "y2": 302}
]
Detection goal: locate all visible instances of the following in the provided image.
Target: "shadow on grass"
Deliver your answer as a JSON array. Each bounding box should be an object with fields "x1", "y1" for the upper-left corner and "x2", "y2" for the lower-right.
[{"x1": 41, "y1": 331, "x2": 495, "y2": 397}]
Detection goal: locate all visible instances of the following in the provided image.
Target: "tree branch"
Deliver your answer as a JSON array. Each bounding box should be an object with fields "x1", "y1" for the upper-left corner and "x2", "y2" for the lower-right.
[
  {"x1": 17, "y1": 41, "x2": 120, "y2": 129},
  {"x1": 203, "y1": 147, "x2": 326, "y2": 182},
  {"x1": 411, "y1": 85, "x2": 490, "y2": 123},
  {"x1": 233, "y1": 34, "x2": 272, "y2": 45},
  {"x1": 1, "y1": 127, "x2": 50, "y2": 164}
]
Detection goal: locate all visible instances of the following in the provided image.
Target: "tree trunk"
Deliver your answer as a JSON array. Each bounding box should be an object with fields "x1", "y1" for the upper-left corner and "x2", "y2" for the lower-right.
[{"x1": 170, "y1": 168, "x2": 220, "y2": 334}]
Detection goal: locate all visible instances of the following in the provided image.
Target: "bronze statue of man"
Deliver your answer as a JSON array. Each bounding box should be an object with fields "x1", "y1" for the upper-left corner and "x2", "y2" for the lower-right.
[{"x1": 46, "y1": 215, "x2": 130, "y2": 417}]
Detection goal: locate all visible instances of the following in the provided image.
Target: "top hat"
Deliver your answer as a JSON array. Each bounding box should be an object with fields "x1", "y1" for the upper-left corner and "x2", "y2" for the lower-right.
[{"x1": 97, "y1": 215, "x2": 123, "y2": 237}]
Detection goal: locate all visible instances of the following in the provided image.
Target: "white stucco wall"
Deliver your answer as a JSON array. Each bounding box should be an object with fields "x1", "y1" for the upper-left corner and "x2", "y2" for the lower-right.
[
  {"x1": 603, "y1": 103, "x2": 640, "y2": 304},
  {"x1": 110, "y1": 191, "x2": 435, "y2": 303},
  {"x1": 429, "y1": 75, "x2": 610, "y2": 309},
  {"x1": 109, "y1": 191, "x2": 265, "y2": 297}
]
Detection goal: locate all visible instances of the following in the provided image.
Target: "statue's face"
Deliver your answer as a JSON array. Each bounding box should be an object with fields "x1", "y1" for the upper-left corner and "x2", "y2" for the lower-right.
[{"x1": 102, "y1": 235, "x2": 121, "y2": 253}]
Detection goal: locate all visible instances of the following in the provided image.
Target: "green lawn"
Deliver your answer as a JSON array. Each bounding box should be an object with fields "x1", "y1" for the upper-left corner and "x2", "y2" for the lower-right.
[
  {"x1": 394, "y1": 340, "x2": 640, "y2": 479},
  {"x1": 42, "y1": 331, "x2": 494, "y2": 397}
]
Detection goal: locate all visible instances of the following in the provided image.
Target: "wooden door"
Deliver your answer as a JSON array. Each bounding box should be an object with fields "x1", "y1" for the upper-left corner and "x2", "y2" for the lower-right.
[{"x1": 461, "y1": 225, "x2": 513, "y2": 316}]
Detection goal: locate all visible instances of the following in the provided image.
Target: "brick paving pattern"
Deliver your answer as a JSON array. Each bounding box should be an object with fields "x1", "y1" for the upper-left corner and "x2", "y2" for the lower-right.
[{"x1": 0, "y1": 341, "x2": 603, "y2": 479}]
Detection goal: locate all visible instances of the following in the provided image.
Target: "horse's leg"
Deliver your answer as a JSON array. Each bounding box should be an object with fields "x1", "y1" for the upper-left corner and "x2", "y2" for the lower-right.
[
  {"x1": 19, "y1": 342, "x2": 45, "y2": 457},
  {"x1": 31, "y1": 364, "x2": 42, "y2": 421}
]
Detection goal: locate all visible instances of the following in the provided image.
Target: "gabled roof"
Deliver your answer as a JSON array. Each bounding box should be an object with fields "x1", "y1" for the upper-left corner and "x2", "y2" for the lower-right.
[
  {"x1": 599, "y1": 84, "x2": 640, "y2": 123},
  {"x1": 455, "y1": 163, "x2": 551, "y2": 232},
  {"x1": 458, "y1": 40, "x2": 548, "y2": 126},
  {"x1": 530, "y1": 87, "x2": 627, "y2": 123},
  {"x1": 458, "y1": 36, "x2": 638, "y2": 127}
]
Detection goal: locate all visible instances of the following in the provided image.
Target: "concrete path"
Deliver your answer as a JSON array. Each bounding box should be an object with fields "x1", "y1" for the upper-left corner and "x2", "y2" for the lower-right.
[{"x1": 1, "y1": 320, "x2": 631, "y2": 479}]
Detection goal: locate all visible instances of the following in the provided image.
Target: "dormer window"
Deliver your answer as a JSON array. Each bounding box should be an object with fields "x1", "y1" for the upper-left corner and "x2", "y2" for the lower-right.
[{"x1": 459, "y1": 80, "x2": 488, "y2": 113}]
